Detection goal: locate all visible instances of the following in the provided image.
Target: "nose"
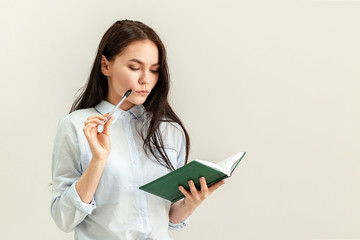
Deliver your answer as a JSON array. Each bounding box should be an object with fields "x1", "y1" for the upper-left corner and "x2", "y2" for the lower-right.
[{"x1": 139, "y1": 70, "x2": 150, "y2": 85}]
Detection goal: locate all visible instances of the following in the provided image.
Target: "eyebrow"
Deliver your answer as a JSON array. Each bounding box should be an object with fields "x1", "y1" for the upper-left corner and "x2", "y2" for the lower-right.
[{"x1": 128, "y1": 59, "x2": 160, "y2": 67}]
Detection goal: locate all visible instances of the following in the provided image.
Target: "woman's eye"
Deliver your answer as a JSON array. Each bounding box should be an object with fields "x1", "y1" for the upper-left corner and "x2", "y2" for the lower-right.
[
  {"x1": 130, "y1": 67, "x2": 140, "y2": 71},
  {"x1": 151, "y1": 69, "x2": 159, "y2": 73}
]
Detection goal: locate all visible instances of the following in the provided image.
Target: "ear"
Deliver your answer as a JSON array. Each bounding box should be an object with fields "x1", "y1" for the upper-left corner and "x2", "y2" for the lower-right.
[{"x1": 101, "y1": 55, "x2": 111, "y2": 76}]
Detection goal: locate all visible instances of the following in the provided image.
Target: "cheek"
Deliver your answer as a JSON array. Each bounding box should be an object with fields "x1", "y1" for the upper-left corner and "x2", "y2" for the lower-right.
[
  {"x1": 123, "y1": 77, "x2": 137, "y2": 86},
  {"x1": 113, "y1": 69, "x2": 138, "y2": 86},
  {"x1": 150, "y1": 76, "x2": 159, "y2": 89}
]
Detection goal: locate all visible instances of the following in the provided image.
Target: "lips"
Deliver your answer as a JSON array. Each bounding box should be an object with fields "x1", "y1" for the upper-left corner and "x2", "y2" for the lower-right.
[{"x1": 135, "y1": 90, "x2": 149, "y2": 94}]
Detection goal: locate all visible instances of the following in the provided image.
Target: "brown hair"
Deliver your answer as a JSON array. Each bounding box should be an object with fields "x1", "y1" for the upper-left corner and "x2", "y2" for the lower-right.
[{"x1": 70, "y1": 20, "x2": 190, "y2": 170}]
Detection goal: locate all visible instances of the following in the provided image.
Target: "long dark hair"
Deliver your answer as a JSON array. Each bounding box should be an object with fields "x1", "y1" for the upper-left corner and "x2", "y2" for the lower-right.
[{"x1": 70, "y1": 20, "x2": 190, "y2": 170}]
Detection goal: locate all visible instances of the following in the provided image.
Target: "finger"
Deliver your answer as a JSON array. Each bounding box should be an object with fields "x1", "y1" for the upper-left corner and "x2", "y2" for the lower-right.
[
  {"x1": 188, "y1": 180, "x2": 199, "y2": 194},
  {"x1": 83, "y1": 122, "x2": 98, "y2": 131},
  {"x1": 102, "y1": 112, "x2": 111, "y2": 119},
  {"x1": 199, "y1": 177, "x2": 208, "y2": 192},
  {"x1": 208, "y1": 179, "x2": 226, "y2": 193},
  {"x1": 84, "y1": 118, "x2": 105, "y2": 126},
  {"x1": 83, "y1": 123, "x2": 98, "y2": 138},
  {"x1": 87, "y1": 114, "x2": 107, "y2": 121},
  {"x1": 102, "y1": 116, "x2": 114, "y2": 135},
  {"x1": 178, "y1": 185, "x2": 191, "y2": 199}
]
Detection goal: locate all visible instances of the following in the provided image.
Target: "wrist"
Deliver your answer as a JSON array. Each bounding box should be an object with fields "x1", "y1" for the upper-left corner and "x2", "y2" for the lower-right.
[
  {"x1": 91, "y1": 156, "x2": 108, "y2": 166},
  {"x1": 181, "y1": 199, "x2": 198, "y2": 215},
  {"x1": 91, "y1": 149, "x2": 111, "y2": 160}
]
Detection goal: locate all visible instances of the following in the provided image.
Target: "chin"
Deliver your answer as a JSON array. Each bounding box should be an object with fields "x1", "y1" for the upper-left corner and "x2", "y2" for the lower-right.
[{"x1": 129, "y1": 96, "x2": 147, "y2": 105}]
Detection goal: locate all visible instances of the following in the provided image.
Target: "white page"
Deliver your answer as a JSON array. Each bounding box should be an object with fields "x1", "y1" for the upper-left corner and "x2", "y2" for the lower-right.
[
  {"x1": 195, "y1": 152, "x2": 245, "y2": 176},
  {"x1": 194, "y1": 159, "x2": 227, "y2": 174},
  {"x1": 217, "y1": 152, "x2": 245, "y2": 175}
]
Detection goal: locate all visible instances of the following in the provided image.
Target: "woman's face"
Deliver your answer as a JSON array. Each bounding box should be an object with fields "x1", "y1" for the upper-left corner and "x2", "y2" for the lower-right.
[{"x1": 101, "y1": 40, "x2": 160, "y2": 110}]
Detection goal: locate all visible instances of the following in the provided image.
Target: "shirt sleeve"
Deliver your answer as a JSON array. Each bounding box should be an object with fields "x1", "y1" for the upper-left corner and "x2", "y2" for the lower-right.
[
  {"x1": 168, "y1": 216, "x2": 190, "y2": 230},
  {"x1": 50, "y1": 116, "x2": 96, "y2": 232},
  {"x1": 174, "y1": 123, "x2": 187, "y2": 169}
]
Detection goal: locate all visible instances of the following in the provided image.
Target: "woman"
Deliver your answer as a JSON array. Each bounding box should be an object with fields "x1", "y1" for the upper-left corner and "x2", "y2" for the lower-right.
[{"x1": 51, "y1": 19, "x2": 225, "y2": 240}]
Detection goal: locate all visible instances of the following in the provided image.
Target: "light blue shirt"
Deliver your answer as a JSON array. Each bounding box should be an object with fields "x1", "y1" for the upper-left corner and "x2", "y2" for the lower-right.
[{"x1": 51, "y1": 100, "x2": 189, "y2": 240}]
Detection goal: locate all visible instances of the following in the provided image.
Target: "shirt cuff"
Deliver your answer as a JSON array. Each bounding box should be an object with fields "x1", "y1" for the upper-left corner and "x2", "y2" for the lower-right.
[
  {"x1": 67, "y1": 181, "x2": 96, "y2": 215},
  {"x1": 168, "y1": 217, "x2": 190, "y2": 230}
]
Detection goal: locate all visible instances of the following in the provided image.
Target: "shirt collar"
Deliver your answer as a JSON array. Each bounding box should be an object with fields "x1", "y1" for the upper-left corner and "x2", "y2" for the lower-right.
[{"x1": 94, "y1": 100, "x2": 147, "y2": 123}]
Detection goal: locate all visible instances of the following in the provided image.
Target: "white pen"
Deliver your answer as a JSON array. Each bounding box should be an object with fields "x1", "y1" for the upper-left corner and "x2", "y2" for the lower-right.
[{"x1": 102, "y1": 89, "x2": 132, "y2": 125}]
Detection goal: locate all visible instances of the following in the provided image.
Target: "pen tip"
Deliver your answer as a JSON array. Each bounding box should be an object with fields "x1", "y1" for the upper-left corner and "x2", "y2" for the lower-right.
[{"x1": 124, "y1": 89, "x2": 132, "y2": 97}]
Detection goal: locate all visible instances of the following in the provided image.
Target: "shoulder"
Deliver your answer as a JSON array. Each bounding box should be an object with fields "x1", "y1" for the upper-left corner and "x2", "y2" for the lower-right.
[
  {"x1": 159, "y1": 121, "x2": 184, "y2": 136},
  {"x1": 157, "y1": 121, "x2": 186, "y2": 145}
]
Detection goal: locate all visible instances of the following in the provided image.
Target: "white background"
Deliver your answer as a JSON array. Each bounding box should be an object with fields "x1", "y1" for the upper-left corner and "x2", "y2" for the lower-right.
[{"x1": 0, "y1": 0, "x2": 359, "y2": 239}]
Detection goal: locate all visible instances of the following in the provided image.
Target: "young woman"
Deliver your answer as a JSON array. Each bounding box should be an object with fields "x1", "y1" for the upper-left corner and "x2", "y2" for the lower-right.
[{"x1": 51, "y1": 20, "x2": 225, "y2": 240}]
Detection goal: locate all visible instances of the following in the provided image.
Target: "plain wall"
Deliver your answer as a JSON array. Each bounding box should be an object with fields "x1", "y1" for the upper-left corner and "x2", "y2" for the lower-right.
[{"x1": 0, "y1": 0, "x2": 359, "y2": 239}]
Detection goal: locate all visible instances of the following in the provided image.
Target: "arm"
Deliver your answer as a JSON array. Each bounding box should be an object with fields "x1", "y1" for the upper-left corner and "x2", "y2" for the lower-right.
[
  {"x1": 75, "y1": 158, "x2": 107, "y2": 203},
  {"x1": 75, "y1": 113, "x2": 114, "y2": 203},
  {"x1": 51, "y1": 113, "x2": 114, "y2": 232},
  {"x1": 169, "y1": 177, "x2": 226, "y2": 224}
]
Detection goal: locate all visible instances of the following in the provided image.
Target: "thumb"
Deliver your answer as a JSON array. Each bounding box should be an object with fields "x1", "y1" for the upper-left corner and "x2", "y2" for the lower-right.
[
  {"x1": 209, "y1": 179, "x2": 226, "y2": 193},
  {"x1": 102, "y1": 116, "x2": 114, "y2": 135}
]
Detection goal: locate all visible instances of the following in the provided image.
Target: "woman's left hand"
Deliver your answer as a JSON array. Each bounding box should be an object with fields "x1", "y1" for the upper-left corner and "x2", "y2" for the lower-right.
[{"x1": 178, "y1": 177, "x2": 226, "y2": 211}]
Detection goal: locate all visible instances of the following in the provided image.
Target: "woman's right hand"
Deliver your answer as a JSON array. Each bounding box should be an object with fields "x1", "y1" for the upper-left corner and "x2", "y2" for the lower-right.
[{"x1": 83, "y1": 113, "x2": 115, "y2": 161}]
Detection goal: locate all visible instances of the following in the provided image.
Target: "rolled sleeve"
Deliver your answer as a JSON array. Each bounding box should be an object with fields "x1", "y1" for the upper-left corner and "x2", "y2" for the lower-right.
[
  {"x1": 67, "y1": 181, "x2": 96, "y2": 215},
  {"x1": 168, "y1": 217, "x2": 190, "y2": 230}
]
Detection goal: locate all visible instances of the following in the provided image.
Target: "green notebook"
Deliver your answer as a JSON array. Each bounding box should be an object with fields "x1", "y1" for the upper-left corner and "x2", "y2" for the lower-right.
[{"x1": 139, "y1": 151, "x2": 246, "y2": 203}]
